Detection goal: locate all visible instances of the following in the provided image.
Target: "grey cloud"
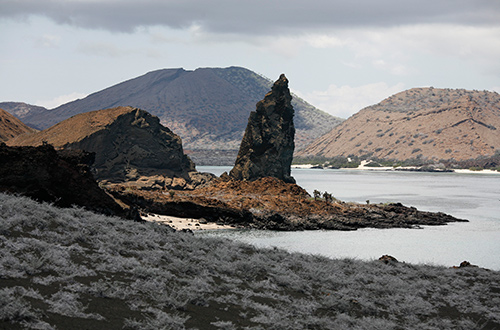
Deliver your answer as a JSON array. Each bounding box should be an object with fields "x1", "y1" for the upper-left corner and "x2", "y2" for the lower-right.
[{"x1": 1, "y1": 0, "x2": 499, "y2": 34}]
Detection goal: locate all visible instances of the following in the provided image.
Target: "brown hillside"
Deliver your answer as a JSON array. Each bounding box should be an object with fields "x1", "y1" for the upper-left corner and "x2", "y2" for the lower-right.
[
  {"x1": 0, "y1": 108, "x2": 36, "y2": 142},
  {"x1": 9, "y1": 106, "x2": 133, "y2": 147},
  {"x1": 297, "y1": 88, "x2": 500, "y2": 161}
]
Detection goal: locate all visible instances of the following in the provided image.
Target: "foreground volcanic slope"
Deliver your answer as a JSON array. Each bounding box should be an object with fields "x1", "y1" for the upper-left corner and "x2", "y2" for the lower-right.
[
  {"x1": 298, "y1": 88, "x2": 500, "y2": 161},
  {"x1": 21, "y1": 67, "x2": 342, "y2": 152},
  {"x1": 0, "y1": 108, "x2": 36, "y2": 142},
  {"x1": 2, "y1": 192, "x2": 499, "y2": 329}
]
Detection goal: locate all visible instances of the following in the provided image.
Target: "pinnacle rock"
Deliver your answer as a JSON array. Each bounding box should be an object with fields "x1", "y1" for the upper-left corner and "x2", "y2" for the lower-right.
[{"x1": 229, "y1": 74, "x2": 295, "y2": 183}]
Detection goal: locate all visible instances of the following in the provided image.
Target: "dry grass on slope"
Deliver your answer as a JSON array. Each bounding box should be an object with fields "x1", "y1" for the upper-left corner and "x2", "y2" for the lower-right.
[
  {"x1": 0, "y1": 108, "x2": 36, "y2": 143},
  {"x1": 1, "y1": 193, "x2": 499, "y2": 329},
  {"x1": 7, "y1": 106, "x2": 134, "y2": 147}
]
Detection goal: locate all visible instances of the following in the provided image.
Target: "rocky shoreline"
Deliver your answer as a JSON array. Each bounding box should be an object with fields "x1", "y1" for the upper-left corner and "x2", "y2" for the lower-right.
[{"x1": 107, "y1": 177, "x2": 467, "y2": 231}]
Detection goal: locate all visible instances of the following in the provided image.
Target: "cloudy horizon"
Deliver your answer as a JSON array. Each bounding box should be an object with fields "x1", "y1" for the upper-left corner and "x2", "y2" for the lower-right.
[{"x1": 1, "y1": 0, "x2": 499, "y2": 118}]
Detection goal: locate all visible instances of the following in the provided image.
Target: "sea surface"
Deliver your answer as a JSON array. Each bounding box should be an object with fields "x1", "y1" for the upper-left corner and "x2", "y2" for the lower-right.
[{"x1": 197, "y1": 166, "x2": 500, "y2": 270}]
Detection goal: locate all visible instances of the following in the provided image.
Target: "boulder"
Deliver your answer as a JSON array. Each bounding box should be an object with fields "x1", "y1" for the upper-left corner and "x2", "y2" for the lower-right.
[
  {"x1": 229, "y1": 74, "x2": 296, "y2": 183},
  {"x1": 378, "y1": 255, "x2": 399, "y2": 264},
  {"x1": 453, "y1": 261, "x2": 479, "y2": 268}
]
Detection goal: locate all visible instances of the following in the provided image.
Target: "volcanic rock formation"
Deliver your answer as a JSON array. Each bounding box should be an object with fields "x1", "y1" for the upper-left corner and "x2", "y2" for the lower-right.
[
  {"x1": 8, "y1": 106, "x2": 209, "y2": 189},
  {"x1": 0, "y1": 108, "x2": 36, "y2": 142},
  {"x1": 0, "y1": 143, "x2": 138, "y2": 219},
  {"x1": 109, "y1": 176, "x2": 467, "y2": 231},
  {"x1": 229, "y1": 74, "x2": 296, "y2": 183}
]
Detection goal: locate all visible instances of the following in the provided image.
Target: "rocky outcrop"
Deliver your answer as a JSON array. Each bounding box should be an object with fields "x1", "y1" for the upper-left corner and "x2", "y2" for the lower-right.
[
  {"x1": 0, "y1": 143, "x2": 138, "y2": 219},
  {"x1": 8, "y1": 106, "x2": 210, "y2": 189},
  {"x1": 229, "y1": 74, "x2": 296, "y2": 183},
  {"x1": 379, "y1": 255, "x2": 399, "y2": 264},
  {"x1": 0, "y1": 108, "x2": 36, "y2": 142},
  {"x1": 108, "y1": 177, "x2": 467, "y2": 231}
]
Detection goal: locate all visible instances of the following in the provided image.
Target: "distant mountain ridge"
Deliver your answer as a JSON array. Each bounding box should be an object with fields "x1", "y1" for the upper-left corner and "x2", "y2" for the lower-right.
[
  {"x1": 17, "y1": 67, "x2": 342, "y2": 153},
  {"x1": 0, "y1": 102, "x2": 47, "y2": 124},
  {"x1": 297, "y1": 88, "x2": 500, "y2": 161}
]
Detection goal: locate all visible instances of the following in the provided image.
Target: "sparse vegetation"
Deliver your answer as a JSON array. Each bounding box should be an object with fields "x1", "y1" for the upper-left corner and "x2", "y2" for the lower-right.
[
  {"x1": 294, "y1": 152, "x2": 500, "y2": 171},
  {"x1": 364, "y1": 161, "x2": 382, "y2": 167},
  {"x1": 412, "y1": 148, "x2": 422, "y2": 154},
  {"x1": 313, "y1": 189, "x2": 321, "y2": 201},
  {"x1": 321, "y1": 191, "x2": 335, "y2": 203},
  {"x1": 1, "y1": 193, "x2": 499, "y2": 329}
]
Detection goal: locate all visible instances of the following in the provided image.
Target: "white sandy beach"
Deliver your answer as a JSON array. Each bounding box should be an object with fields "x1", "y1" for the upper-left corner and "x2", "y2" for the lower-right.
[
  {"x1": 292, "y1": 162, "x2": 500, "y2": 174},
  {"x1": 143, "y1": 213, "x2": 235, "y2": 231},
  {"x1": 453, "y1": 169, "x2": 500, "y2": 174}
]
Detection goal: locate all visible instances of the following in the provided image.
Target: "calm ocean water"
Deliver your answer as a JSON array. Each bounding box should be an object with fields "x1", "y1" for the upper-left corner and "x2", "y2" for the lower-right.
[{"x1": 197, "y1": 166, "x2": 500, "y2": 270}]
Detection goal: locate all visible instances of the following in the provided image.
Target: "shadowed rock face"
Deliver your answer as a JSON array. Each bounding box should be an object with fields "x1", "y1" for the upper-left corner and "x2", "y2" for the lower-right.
[
  {"x1": 229, "y1": 74, "x2": 296, "y2": 183},
  {"x1": 0, "y1": 143, "x2": 139, "y2": 219},
  {"x1": 66, "y1": 108, "x2": 196, "y2": 182}
]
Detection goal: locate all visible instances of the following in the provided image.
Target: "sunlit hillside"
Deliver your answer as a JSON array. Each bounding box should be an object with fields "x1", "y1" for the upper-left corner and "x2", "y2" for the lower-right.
[{"x1": 298, "y1": 88, "x2": 500, "y2": 162}]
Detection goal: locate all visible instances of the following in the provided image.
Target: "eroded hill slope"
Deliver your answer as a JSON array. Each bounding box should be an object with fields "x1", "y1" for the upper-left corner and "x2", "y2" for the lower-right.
[
  {"x1": 298, "y1": 88, "x2": 500, "y2": 161},
  {"x1": 0, "y1": 108, "x2": 36, "y2": 142}
]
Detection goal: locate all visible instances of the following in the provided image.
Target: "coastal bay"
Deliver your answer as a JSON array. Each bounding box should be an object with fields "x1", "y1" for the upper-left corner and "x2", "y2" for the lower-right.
[{"x1": 198, "y1": 166, "x2": 500, "y2": 270}]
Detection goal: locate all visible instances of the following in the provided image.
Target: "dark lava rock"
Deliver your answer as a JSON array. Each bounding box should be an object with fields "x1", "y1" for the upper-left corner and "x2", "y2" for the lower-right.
[
  {"x1": 229, "y1": 74, "x2": 295, "y2": 183},
  {"x1": 454, "y1": 261, "x2": 479, "y2": 268},
  {"x1": 0, "y1": 142, "x2": 138, "y2": 219}
]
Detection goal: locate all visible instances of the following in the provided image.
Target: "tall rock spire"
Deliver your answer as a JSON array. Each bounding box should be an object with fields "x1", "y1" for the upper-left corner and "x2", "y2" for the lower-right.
[{"x1": 229, "y1": 74, "x2": 296, "y2": 183}]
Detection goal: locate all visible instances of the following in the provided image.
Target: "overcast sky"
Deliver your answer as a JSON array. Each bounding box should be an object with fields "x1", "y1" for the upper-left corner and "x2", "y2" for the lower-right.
[{"x1": 1, "y1": 0, "x2": 499, "y2": 118}]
